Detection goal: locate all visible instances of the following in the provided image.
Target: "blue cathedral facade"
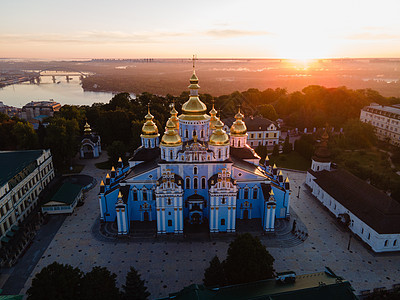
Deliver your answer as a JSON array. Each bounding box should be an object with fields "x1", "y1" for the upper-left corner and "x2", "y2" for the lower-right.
[{"x1": 98, "y1": 70, "x2": 291, "y2": 235}]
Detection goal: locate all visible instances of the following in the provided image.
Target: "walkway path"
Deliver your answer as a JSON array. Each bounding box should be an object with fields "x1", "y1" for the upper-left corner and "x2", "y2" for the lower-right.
[{"x1": 14, "y1": 162, "x2": 400, "y2": 299}]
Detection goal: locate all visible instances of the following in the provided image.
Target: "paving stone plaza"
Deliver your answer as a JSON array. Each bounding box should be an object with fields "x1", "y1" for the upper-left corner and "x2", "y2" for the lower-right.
[{"x1": 17, "y1": 155, "x2": 400, "y2": 298}]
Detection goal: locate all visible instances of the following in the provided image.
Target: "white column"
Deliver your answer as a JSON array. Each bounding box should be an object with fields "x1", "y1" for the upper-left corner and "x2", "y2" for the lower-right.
[
  {"x1": 99, "y1": 196, "x2": 104, "y2": 220},
  {"x1": 210, "y1": 197, "x2": 214, "y2": 232},
  {"x1": 122, "y1": 209, "x2": 127, "y2": 234},
  {"x1": 116, "y1": 209, "x2": 122, "y2": 234},
  {"x1": 227, "y1": 206, "x2": 231, "y2": 232},
  {"x1": 265, "y1": 205, "x2": 271, "y2": 231},
  {"x1": 174, "y1": 208, "x2": 178, "y2": 233},
  {"x1": 179, "y1": 208, "x2": 183, "y2": 233},
  {"x1": 156, "y1": 209, "x2": 161, "y2": 233},
  {"x1": 215, "y1": 207, "x2": 219, "y2": 232},
  {"x1": 270, "y1": 205, "x2": 276, "y2": 231},
  {"x1": 162, "y1": 208, "x2": 166, "y2": 233},
  {"x1": 232, "y1": 207, "x2": 236, "y2": 232}
]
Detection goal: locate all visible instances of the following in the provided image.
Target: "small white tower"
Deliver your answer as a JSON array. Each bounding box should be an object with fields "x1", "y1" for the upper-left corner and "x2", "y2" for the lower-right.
[{"x1": 311, "y1": 129, "x2": 331, "y2": 172}]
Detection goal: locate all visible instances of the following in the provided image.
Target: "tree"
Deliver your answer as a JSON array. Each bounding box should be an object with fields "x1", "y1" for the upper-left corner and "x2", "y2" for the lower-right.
[
  {"x1": 272, "y1": 144, "x2": 280, "y2": 156},
  {"x1": 223, "y1": 233, "x2": 275, "y2": 285},
  {"x1": 121, "y1": 267, "x2": 150, "y2": 300},
  {"x1": 12, "y1": 121, "x2": 39, "y2": 149},
  {"x1": 80, "y1": 266, "x2": 121, "y2": 300},
  {"x1": 258, "y1": 104, "x2": 278, "y2": 121},
  {"x1": 107, "y1": 140, "x2": 127, "y2": 166},
  {"x1": 282, "y1": 135, "x2": 292, "y2": 154},
  {"x1": 27, "y1": 262, "x2": 82, "y2": 300},
  {"x1": 203, "y1": 256, "x2": 226, "y2": 287},
  {"x1": 44, "y1": 117, "x2": 80, "y2": 170}
]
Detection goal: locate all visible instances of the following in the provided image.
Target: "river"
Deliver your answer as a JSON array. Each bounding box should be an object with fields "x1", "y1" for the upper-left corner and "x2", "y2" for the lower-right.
[{"x1": 0, "y1": 75, "x2": 114, "y2": 108}]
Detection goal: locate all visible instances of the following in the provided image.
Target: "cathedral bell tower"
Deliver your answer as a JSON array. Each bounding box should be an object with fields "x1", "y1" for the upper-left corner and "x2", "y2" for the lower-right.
[{"x1": 311, "y1": 129, "x2": 331, "y2": 172}]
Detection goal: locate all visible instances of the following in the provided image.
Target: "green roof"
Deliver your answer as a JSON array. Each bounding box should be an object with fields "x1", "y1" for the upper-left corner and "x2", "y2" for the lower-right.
[
  {"x1": 0, "y1": 150, "x2": 44, "y2": 187},
  {"x1": 158, "y1": 271, "x2": 358, "y2": 300},
  {"x1": 44, "y1": 182, "x2": 82, "y2": 205}
]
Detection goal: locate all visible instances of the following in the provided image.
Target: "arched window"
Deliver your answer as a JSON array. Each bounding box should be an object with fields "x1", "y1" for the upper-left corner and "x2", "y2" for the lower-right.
[
  {"x1": 162, "y1": 149, "x2": 165, "y2": 159},
  {"x1": 142, "y1": 189, "x2": 147, "y2": 201},
  {"x1": 221, "y1": 197, "x2": 226, "y2": 204},
  {"x1": 193, "y1": 166, "x2": 198, "y2": 175},
  {"x1": 317, "y1": 166, "x2": 320, "y2": 171},
  {"x1": 170, "y1": 151, "x2": 173, "y2": 160},
  {"x1": 194, "y1": 178, "x2": 198, "y2": 189},
  {"x1": 218, "y1": 150, "x2": 221, "y2": 159},
  {"x1": 201, "y1": 177, "x2": 206, "y2": 189},
  {"x1": 221, "y1": 219, "x2": 225, "y2": 225},
  {"x1": 185, "y1": 129, "x2": 188, "y2": 138},
  {"x1": 244, "y1": 188, "x2": 249, "y2": 199},
  {"x1": 193, "y1": 130, "x2": 196, "y2": 138},
  {"x1": 394, "y1": 240, "x2": 398, "y2": 247},
  {"x1": 167, "y1": 198, "x2": 172, "y2": 205},
  {"x1": 368, "y1": 233, "x2": 370, "y2": 240},
  {"x1": 253, "y1": 188, "x2": 258, "y2": 199},
  {"x1": 201, "y1": 130, "x2": 204, "y2": 138},
  {"x1": 186, "y1": 178, "x2": 190, "y2": 189},
  {"x1": 384, "y1": 240, "x2": 388, "y2": 247},
  {"x1": 133, "y1": 189, "x2": 138, "y2": 201},
  {"x1": 238, "y1": 140, "x2": 241, "y2": 147},
  {"x1": 152, "y1": 190, "x2": 156, "y2": 201}
]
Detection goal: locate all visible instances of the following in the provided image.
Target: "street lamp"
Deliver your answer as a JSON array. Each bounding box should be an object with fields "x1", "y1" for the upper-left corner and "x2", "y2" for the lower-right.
[{"x1": 297, "y1": 186, "x2": 301, "y2": 198}]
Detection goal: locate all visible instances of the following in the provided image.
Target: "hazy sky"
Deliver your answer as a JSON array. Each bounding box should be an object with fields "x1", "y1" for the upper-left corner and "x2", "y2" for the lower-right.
[{"x1": 1, "y1": 0, "x2": 400, "y2": 59}]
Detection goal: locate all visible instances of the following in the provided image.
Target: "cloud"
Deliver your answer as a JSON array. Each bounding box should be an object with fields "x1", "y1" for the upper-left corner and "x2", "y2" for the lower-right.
[
  {"x1": 205, "y1": 29, "x2": 271, "y2": 38},
  {"x1": 0, "y1": 28, "x2": 271, "y2": 45},
  {"x1": 346, "y1": 32, "x2": 400, "y2": 41}
]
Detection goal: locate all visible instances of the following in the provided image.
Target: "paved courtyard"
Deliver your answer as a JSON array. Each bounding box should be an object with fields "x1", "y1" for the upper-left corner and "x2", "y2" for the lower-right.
[{"x1": 17, "y1": 156, "x2": 400, "y2": 298}]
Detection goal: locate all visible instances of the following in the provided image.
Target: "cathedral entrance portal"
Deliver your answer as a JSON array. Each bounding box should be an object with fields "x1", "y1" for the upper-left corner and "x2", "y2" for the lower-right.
[
  {"x1": 191, "y1": 213, "x2": 202, "y2": 224},
  {"x1": 243, "y1": 210, "x2": 249, "y2": 220},
  {"x1": 186, "y1": 193, "x2": 205, "y2": 225},
  {"x1": 143, "y1": 211, "x2": 149, "y2": 221}
]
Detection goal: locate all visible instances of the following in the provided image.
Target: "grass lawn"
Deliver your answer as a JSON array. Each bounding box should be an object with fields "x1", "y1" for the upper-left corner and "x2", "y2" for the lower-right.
[
  {"x1": 269, "y1": 151, "x2": 311, "y2": 171},
  {"x1": 95, "y1": 160, "x2": 113, "y2": 170}
]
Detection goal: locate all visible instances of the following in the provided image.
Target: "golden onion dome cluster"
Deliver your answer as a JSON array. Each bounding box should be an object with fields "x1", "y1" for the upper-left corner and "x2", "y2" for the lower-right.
[
  {"x1": 209, "y1": 119, "x2": 229, "y2": 146},
  {"x1": 230, "y1": 109, "x2": 247, "y2": 135},
  {"x1": 161, "y1": 118, "x2": 182, "y2": 147}
]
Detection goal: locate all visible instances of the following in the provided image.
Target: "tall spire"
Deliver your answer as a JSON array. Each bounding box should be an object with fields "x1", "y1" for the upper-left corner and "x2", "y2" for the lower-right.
[
  {"x1": 209, "y1": 99, "x2": 219, "y2": 130},
  {"x1": 180, "y1": 56, "x2": 209, "y2": 120},
  {"x1": 170, "y1": 102, "x2": 179, "y2": 130}
]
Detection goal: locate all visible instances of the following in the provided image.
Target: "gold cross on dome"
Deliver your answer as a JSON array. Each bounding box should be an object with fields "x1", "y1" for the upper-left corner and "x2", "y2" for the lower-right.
[{"x1": 192, "y1": 54, "x2": 197, "y2": 70}]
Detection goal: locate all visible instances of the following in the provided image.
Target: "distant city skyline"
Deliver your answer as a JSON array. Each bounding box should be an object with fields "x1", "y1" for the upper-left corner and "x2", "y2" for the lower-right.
[{"x1": 1, "y1": 0, "x2": 400, "y2": 59}]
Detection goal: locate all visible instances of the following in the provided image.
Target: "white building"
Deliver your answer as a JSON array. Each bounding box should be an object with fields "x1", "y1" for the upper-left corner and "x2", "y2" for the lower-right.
[
  {"x1": 224, "y1": 116, "x2": 280, "y2": 148},
  {"x1": 0, "y1": 150, "x2": 55, "y2": 249},
  {"x1": 306, "y1": 131, "x2": 400, "y2": 253},
  {"x1": 360, "y1": 103, "x2": 400, "y2": 146}
]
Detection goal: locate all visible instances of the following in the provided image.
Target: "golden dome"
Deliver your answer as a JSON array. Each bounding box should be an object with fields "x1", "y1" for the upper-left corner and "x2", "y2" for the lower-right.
[
  {"x1": 141, "y1": 106, "x2": 159, "y2": 137},
  {"x1": 230, "y1": 108, "x2": 247, "y2": 135},
  {"x1": 182, "y1": 96, "x2": 207, "y2": 114},
  {"x1": 179, "y1": 70, "x2": 210, "y2": 121},
  {"x1": 209, "y1": 119, "x2": 229, "y2": 146},
  {"x1": 161, "y1": 118, "x2": 182, "y2": 147},
  {"x1": 84, "y1": 122, "x2": 92, "y2": 135}
]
